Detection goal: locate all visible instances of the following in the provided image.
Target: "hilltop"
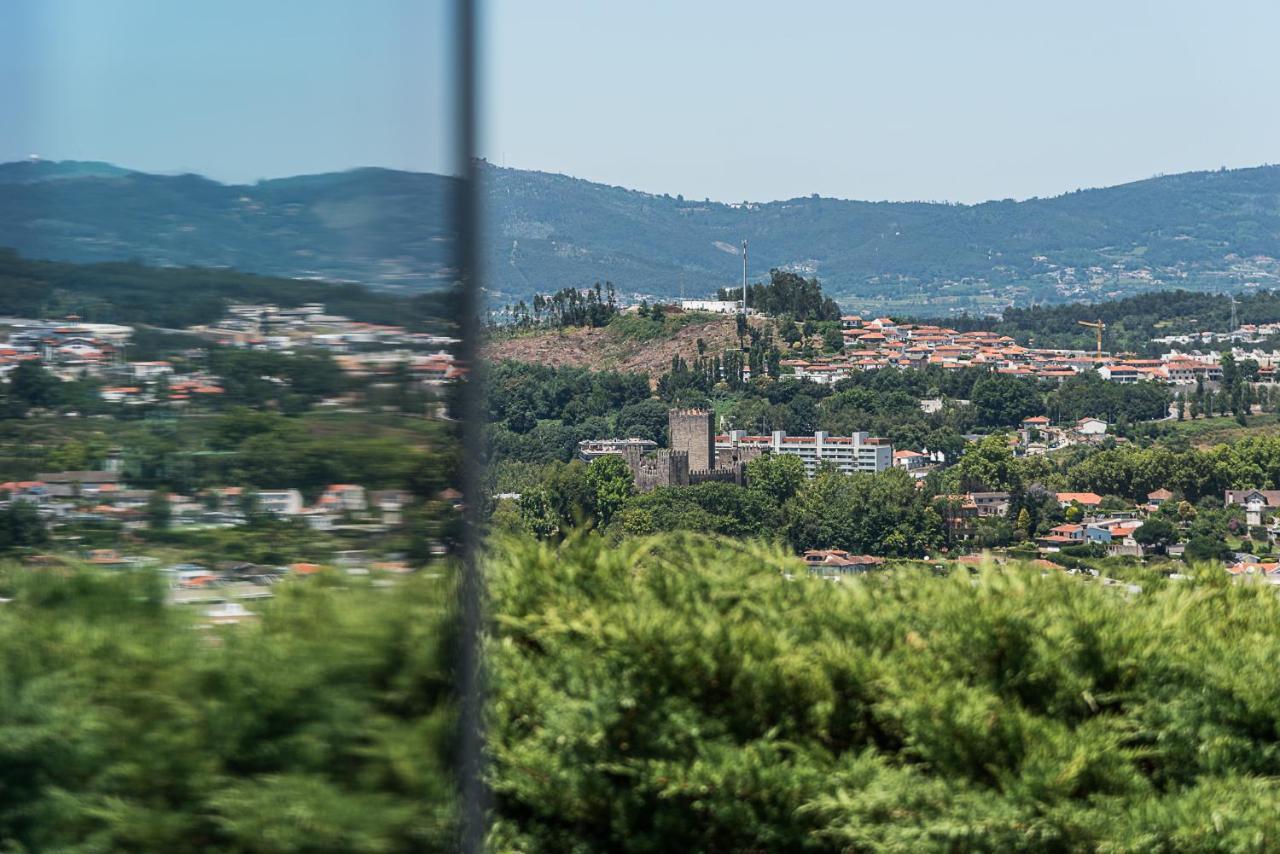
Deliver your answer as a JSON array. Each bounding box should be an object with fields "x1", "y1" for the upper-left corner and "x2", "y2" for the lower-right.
[
  {"x1": 6, "y1": 159, "x2": 1280, "y2": 312},
  {"x1": 484, "y1": 312, "x2": 770, "y2": 377}
]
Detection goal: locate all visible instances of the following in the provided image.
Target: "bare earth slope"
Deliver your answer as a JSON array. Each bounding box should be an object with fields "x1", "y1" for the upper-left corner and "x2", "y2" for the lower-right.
[{"x1": 483, "y1": 314, "x2": 768, "y2": 376}]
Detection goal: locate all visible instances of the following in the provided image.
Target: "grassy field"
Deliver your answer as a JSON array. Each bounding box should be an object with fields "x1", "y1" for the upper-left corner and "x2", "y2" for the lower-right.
[
  {"x1": 1160, "y1": 413, "x2": 1280, "y2": 446},
  {"x1": 0, "y1": 409, "x2": 449, "y2": 482}
]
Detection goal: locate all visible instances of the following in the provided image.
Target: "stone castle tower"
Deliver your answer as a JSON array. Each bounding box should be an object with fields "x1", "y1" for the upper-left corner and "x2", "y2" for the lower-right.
[{"x1": 669, "y1": 408, "x2": 715, "y2": 472}]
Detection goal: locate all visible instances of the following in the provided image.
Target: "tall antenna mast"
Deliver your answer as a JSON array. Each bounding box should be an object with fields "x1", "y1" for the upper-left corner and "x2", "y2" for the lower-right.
[
  {"x1": 1231, "y1": 294, "x2": 1239, "y2": 331},
  {"x1": 741, "y1": 239, "x2": 748, "y2": 312}
]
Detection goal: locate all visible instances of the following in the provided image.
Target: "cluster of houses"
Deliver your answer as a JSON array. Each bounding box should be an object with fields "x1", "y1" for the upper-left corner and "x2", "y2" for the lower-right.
[
  {"x1": 100, "y1": 362, "x2": 227, "y2": 405},
  {"x1": 779, "y1": 315, "x2": 1267, "y2": 387},
  {"x1": 187, "y1": 303, "x2": 459, "y2": 354},
  {"x1": 0, "y1": 471, "x2": 411, "y2": 532},
  {"x1": 1152, "y1": 322, "x2": 1280, "y2": 348},
  {"x1": 0, "y1": 318, "x2": 134, "y2": 381},
  {"x1": 184, "y1": 302, "x2": 465, "y2": 385},
  {"x1": 943, "y1": 489, "x2": 1173, "y2": 558}
]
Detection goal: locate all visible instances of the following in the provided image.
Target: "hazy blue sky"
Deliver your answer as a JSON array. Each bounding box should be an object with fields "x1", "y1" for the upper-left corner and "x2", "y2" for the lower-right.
[
  {"x1": 4, "y1": 0, "x2": 1278, "y2": 202},
  {"x1": 1, "y1": 0, "x2": 455, "y2": 182}
]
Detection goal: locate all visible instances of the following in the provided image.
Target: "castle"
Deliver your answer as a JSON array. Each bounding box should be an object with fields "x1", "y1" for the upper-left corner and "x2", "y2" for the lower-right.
[{"x1": 618, "y1": 409, "x2": 750, "y2": 492}]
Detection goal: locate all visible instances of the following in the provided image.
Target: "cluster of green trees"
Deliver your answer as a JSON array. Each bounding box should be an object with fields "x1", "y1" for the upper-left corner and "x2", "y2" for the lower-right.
[
  {"x1": 207, "y1": 348, "x2": 347, "y2": 411},
  {"x1": 0, "y1": 362, "x2": 106, "y2": 417},
  {"x1": 0, "y1": 565, "x2": 457, "y2": 850},
  {"x1": 15, "y1": 529, "x2": 1280, "y2": 850},
  {"x1": 486, "y1": 362, "x2": 655, "y2": 462},
  {"x1": 496, "y1": 282, "x2": 618, "y2": 330},
  {"x1": 1174, "y1": 352, "x2": 1278, "y2": 425},
  {"x1": 0, "y1": 248, "x2": 455, "y2": 331},
  {"x1": 502, "y1": 455, "x2": 945, "y2": 557},
  {"x1": 130, "y1": 408, "x2": 456, "y2": 499},
  {"x1": 1061, "y1": 433, "x2": 1280, "y2": 503},
  {"x1": 0, "y1": 502, "x2": 47, "y2": 552},
  {"x1": 488, "y1": 532, "x2": 1280, "y2": 850},
  {"x1": 655, "y1": 330, "x2": 784, "y2": 401},
  {"x1": 718, "y1": 269, "x2": 841, "y2": 321}
]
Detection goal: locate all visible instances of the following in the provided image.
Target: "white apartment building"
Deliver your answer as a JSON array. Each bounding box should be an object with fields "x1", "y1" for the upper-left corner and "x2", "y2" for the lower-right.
[
  {"x1": 256, "y1": 489, "x2": 304, "y2": 517},
  {"x1": 680, "y1": 299, "x2": 743, "y2": 314},
  {"x1": 717, "y1": 430, "x2": 893, "y2": 476}
]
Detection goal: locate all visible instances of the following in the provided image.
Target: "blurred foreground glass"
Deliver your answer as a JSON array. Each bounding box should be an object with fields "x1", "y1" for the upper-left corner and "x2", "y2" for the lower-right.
[{"x1": 0, "y1": 1, "x2": 481, "y2": 850}]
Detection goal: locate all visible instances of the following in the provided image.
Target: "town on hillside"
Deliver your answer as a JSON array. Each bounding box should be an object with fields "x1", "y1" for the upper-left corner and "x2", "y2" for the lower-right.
[
  {"x1": 486, "y1": 277, "x2": 1280, "y2": 584},
  {"x1": 0, "y1": 303, "x2": 467, "y2": 626}
]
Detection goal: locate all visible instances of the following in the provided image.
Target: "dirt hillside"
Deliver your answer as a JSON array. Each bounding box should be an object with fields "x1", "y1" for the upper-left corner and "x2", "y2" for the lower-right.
[{"x1": 483, "y1": 314, "x2": 770, "y2": 377}]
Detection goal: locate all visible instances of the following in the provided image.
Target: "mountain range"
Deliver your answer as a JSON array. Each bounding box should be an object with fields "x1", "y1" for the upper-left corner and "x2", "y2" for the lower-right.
[{"x1": 5, "y1": 158, "x2": 1280, "y2": 314}]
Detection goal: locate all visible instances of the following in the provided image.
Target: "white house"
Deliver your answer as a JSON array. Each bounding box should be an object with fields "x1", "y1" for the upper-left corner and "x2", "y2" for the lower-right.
[
  {"x1": 256, "y1": 489, "x2": 304, "y2": 517},
  {"x1": 680, "y1": 299, "x2": 742, "y2": 314},
  {"x1": 1076, "y1": 417, "x2": 1108, "y2": 436}
]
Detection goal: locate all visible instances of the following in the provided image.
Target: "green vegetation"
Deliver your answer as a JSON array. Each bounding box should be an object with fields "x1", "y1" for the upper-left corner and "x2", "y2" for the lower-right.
[
  {"x1": 488, "y1": 532, "x2": 1280, "y2": 850},
  {"x1": 0, "y1": 565, "x2": 457, "y2": 851},
  {"x1": 495, "y1": 283, "x2": 619, "y2": 330},
  {"x1": 605, "y1": 305, "x2": 710, "y2": 343},
  {"x1": 16, "y1": 530, "x2": 1280, "y2": 850},
  {"x1": 718, "y1": 269, "x2": 841, "y2": 321},
  {"x1": 0, "y1": 249, "x2": 455, "y2": 330},
  {"x1": 496, "y1": 423, "x2": 1270, "y2": 560}
]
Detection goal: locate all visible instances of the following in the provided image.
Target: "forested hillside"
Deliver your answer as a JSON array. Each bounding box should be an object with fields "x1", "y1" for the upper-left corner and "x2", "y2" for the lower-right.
[
  {"x1": 925, "y1": 288, "x2": 1280, "y2": 353},
  {"x1": 0, "y1": 250, "x2": 456, "y2": 331},
  {"x1": 7, "y1": 159, "x2": 1280, "y2": 311}
]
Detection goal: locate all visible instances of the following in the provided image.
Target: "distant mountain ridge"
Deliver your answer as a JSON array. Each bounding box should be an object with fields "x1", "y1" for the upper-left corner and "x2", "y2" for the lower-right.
[{"x1": 4, "y1": 158, "x2": 1280, "y2": 312}]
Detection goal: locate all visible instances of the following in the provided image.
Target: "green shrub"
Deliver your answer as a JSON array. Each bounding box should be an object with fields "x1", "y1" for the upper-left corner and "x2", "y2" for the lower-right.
[{"x1": 488, "y1": 532, "x2": 1280, "y2": 851}]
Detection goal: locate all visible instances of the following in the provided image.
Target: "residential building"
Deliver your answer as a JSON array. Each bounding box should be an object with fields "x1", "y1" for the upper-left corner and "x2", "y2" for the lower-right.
[
  {"x1": 717, "y1": 430, "x2": 893, "y2": 476},
  {"x1": 1057, "y1": 492, "x2": 1104, "y2": 509},
  {"x1": 1075, "y1": 417, "x2": 1108, "y2": 436},
  {"x1": 319, "y1": 484, "x2": 367, "y2": 513},
  {"x1": 256, "y1": 489, "x2": 304, "y2": 517},
  {"x1": 1224, "y1": 489, "x2": 1280, "y2": 527},
  {"x1": 968, "y1": 492, "x2": 1011, "y2": 518}
]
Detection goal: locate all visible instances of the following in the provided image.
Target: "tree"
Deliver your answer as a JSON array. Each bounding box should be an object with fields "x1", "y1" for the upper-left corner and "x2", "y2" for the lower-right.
[
  {"x1": 0, "y1": 501, "x2": 47, "y2": 550},
  {"x1": 1015, "y1": 507, "x2": 1032, "y2": 541},
  {"x1": 745, "y1": 454, "x2": 806, "y2": 505},
  {"x1": 518, "y1": 487, "x2": 561, "y2": 539},
  {"x1": 585, "y1": 455, "x2": 635, "y2": 527},
  {"x1": 1184, "y1": 534, "x2": 1232, "y2": 563},
  {"x1": 145, "y1": 492, "x2": 172, "y2": 530},
  {"x1": 9, "y1": 362, "x2": 61, "y2": 410},
  {"x1": 952, "y1": 434, "x2": 1022, "y2": 493},
  {"x1": 616, "y1": 399, "x2": 670, "y2": 445},
  {"x1": 1134, "y1": 518, "x2": 1177, "y2": 554},
  {"x1": 505, "y1": 405, "x2": 537, "y2": 435},
  {"x1": 970, "y1": 373, "x2": 1044, "y2": 427}
]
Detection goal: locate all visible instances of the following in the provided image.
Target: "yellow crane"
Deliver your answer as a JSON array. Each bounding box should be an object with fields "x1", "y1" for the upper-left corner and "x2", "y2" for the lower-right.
[{"x1": 1077, "y1": 319, "x2": 1106, "y2": 358}]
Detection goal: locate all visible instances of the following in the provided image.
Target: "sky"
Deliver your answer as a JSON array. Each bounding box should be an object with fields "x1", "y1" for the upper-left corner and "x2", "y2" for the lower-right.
[
  {"x1": 0, "y1": 0, "x2": 456, "y2": 183},
  {"x1": 3, "y1": 0, "x2": 1279, "y2": 202}
]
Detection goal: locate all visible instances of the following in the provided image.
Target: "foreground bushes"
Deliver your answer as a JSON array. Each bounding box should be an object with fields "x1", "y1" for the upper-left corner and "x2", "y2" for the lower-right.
[
  {"x1": 488, "y1": 535, "x2": 1280, "y2": 852},
  {"x1": 8, "y1": 537, "x2": 1280, "y2": 851},
  {"x1": 0, "y1": 567, "x2": 457, "y2": 852}
]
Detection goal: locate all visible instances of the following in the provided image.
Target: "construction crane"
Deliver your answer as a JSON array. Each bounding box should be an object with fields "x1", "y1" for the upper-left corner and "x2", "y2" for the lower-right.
[{"x1": 1077, "y1": 319, "x2": 1106, "y2": 358}]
